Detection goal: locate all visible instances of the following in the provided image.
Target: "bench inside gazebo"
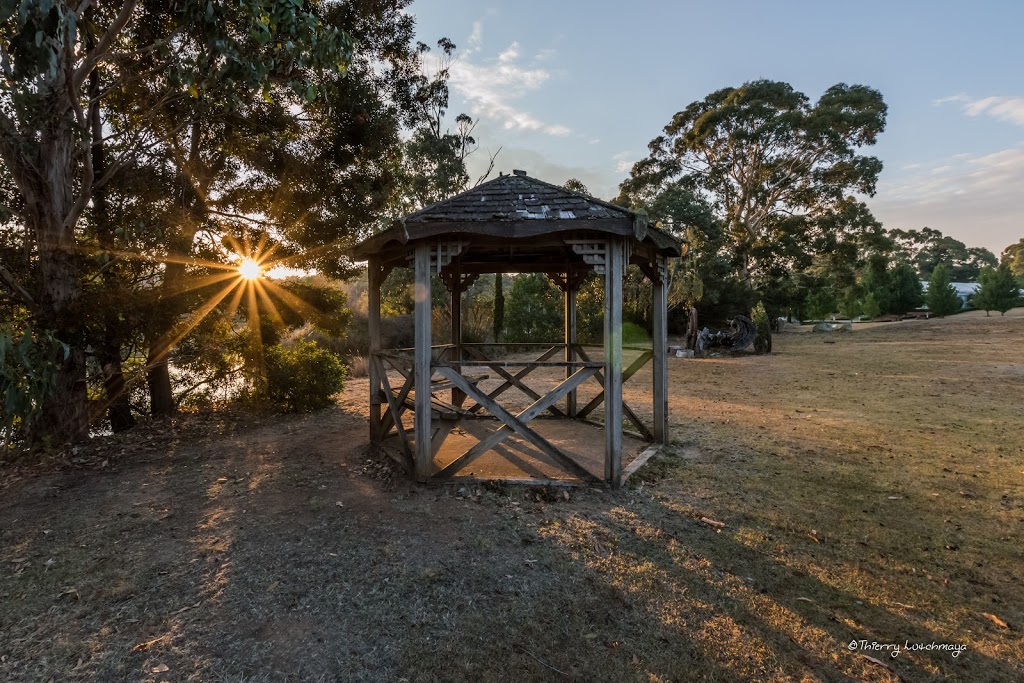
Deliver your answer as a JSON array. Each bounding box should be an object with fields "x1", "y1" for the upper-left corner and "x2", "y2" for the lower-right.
[{"x1": 349, "y1": 171, "x2": 683, "y2": 487}]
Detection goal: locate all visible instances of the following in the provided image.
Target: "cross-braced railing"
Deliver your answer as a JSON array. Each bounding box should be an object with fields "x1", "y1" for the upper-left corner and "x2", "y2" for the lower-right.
[
  {"x1": 370, "y1": 343, "x2": 657, "y2": 484},
  {"x1": 365, "y1": 236, "x2": 672, "y2": 488}
]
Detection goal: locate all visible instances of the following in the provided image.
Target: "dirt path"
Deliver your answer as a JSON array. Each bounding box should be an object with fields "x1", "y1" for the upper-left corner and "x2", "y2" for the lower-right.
[{"x1": 1, "y1": 311, "x2": 1021, "y2": 682}]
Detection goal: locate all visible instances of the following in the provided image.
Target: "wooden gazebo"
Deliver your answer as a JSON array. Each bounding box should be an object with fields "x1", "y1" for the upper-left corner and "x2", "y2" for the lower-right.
[{"x1": 350, "y1": 171, "x2": 683, "y2": 487}]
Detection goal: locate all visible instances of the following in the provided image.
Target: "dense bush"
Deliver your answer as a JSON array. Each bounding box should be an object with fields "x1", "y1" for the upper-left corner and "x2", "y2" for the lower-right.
[
  {"x1": 926, "y1": 264, "x2": 961, "y2": 318},
  {"x1": 0, "y1": 325, "x2": 68, "y2": 452},
  {"x1": 805, "y1": 289, "x2": 836, "y2": 321},
  {"x1": 264, "y1": 340, "x2": 346, "y2": 413},
  {"x1": 751, "y1": 302, "x2": 772, "y2": 353},
  {"x1": 341, "y1": 313, "x2": 414, "y2": 354},
  {"x1": 504, "y1": 274, "x2": 563, "y2": 344}
]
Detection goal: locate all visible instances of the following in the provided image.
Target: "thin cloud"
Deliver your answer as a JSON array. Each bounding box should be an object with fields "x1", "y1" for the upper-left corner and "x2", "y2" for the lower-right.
[
  {"x1": 448, "y1": 26, "x2": 571, "y2": 137},
  {"x1": 613, "y1": 151, "x2": 636, "y2": 173},
  {"x1": 869, "y1": 145, "x2": 1024, "y2": 253},
  {"x1": 936, "y1": 93, "x2": 1024, "y2": 126}
]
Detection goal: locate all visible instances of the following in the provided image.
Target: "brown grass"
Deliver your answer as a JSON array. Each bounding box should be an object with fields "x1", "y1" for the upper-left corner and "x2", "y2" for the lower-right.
[{"x1": 0, "y1": 309, "x2": 1021, "y2": 682}]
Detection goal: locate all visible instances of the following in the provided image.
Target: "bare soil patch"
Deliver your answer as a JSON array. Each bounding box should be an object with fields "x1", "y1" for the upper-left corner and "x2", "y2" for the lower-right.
[{"x1": 1, "y1": 310, "x2": 1022, "y2": 682}]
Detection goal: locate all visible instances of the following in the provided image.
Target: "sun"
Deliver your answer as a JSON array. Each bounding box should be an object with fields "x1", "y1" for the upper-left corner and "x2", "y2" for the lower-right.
[{"x1": 238, "y1": 258, "x2": 262, "y2": 281}]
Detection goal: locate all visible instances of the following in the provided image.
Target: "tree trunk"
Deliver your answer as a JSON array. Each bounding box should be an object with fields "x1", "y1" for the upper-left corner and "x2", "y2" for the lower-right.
[
  {"x1": 145, "y1": 121, "x2": 212, "y2": 416},
  {"x1": 23, "y1": 100, "x2": 90, "y2": 444},
  {"x1": 90, "y1": 64, "x2": 136, "y2": 432},
  {"x1": 146, "y1": 358, "x2": 175, "y2": 416},
  {"x1": 146, "y1": 252, "x2": 199, "y2": 416}
]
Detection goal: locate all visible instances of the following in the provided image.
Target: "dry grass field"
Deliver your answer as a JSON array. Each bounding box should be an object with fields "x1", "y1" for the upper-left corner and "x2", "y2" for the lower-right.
[{"x1": 1, "y1": 309, "x2": 1021, "y2": 682}]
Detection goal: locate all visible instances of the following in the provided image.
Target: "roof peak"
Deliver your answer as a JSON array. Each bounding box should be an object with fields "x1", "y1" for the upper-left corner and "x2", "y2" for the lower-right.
[{"x1": 404, "y1": 172, "x2": 631, "y2": 224}]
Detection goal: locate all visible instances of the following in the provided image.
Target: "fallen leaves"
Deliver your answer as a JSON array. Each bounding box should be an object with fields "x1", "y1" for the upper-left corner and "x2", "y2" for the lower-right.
[
  {"x1": 173, "y1": 600, "x2": 202, "y2": 615},
  {"x1": 132, "y1": 634, "x2": 170, "y2": 652},
  {"x1": 981, "y1": 612, "x2": 1009, "y2": 629},
  {"x1": 858, "y1": 653, "x2": 895, "y2": 672}
]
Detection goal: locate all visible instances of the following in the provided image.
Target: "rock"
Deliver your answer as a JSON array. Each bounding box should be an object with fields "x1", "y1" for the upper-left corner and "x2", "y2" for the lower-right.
[{"x1": 812, "y1": 322, "x2": 853, "y2": 333}]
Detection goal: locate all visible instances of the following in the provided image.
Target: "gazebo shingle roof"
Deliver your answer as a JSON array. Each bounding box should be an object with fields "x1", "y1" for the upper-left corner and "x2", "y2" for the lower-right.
[
  {"x1": 350, "y1": 172, "x2": 683, "y2": 260},
  {"x1": 406, "y1": 172, "x2": 629, "y2": 222}
]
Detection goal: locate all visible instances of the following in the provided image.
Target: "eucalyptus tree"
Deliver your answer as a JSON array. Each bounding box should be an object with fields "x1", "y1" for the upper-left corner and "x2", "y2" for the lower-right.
[
  {"x1": 125, "y1": 11, "x2": 476, "y2": 415},
  {"x1": 620, "y1": 80, "x2": 888, "y2": 287},
  {"x1": 0, "y1": 1, "x2": 353, "y2": 442},
  {"x1": 889, "y1": 227, "x2": 996, "y2": 280},
  {"x1": 1002, "y1": 238, "x2": 1024, "y2": 280}
]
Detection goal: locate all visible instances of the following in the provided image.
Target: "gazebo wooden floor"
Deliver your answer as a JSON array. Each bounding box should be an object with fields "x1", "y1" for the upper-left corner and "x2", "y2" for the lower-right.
[{"x1": 380, "y1": 417, "x2": 649, "y2": 483}]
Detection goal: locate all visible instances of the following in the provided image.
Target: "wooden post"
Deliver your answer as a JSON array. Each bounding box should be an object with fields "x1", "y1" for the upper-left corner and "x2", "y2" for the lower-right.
[
  {"x1": 604, "y1": 240, "x2": 624, "y2": 487},
  {"x1": 367, "y1": 259, "x2": 383, "y2": 445},
  {"x1": 451, "y1": 265, "x2": 463, "y2": 406},
  {"x1": 564, "y1": 281, "x2": 577, "y2": 417},
  {"x1": 414, "y1": 244, "x2": 433, "y2": 481},
  {"x1": 652, "y1": 260, "x2": 669, "y2": 443}
]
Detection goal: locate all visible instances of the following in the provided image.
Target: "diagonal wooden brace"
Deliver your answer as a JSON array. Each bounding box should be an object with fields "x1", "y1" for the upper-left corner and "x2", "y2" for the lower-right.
[
  {"x1": 577, "y1": 350, "x2": 652, "y2": 416},
  {"x1": 374, "y1": 356, "x2": 413, "y2": 466},
  {"x1": 575, "y1": 350, "x2": 654, "y2": 440},
  {"x1": 433, "y1": 366, "x2": 600, "y2": 482},
  {"x1": 463, "y1": 346, "x2": 565, "y2": 417}
]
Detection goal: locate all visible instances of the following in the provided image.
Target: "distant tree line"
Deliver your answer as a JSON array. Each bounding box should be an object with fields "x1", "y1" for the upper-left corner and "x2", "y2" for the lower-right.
[{"x1": 610, "y1": 79, "x2": 1018, "y2": 328}]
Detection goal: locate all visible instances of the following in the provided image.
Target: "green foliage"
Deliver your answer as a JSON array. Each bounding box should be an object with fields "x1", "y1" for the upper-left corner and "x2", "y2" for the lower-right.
[
  {"x1": 751, "y1": 302, "x2": 772, "y2": 353},
  {"x1": 926, "y1": 264, "x2": 961, "y2": 318},
  {"x1": 622, "y1": 322, "x2": 650, "y2": 345},
  {"x1": 888, "y1": 263, "x2": 924, "y2": 315},
  {"x1": 493, "y1": 273, "x2": 505, "y2": 342},
  {"x1": 503, "y1": 274, "x2": 562, "y2": 344},
  {"x1": 575, "y1": 276, "x2": 604, "y2": 344},
  {"x1": 263, "y1": 340, "x2": 346, "y2": 413},
  {"x1": 0, "y1": 326, "x2": 68, "y2": 453},
  {"x1": 861, "y1": 292, "x2": 882, "y2": 319},
  {"x1": 563, "y1": 178, "x2": 590, "y2": 195},
  {"x1": 860, "y1": 255, "x2": 892, "y2": 314},
  {"x1": 258, "y1": 277, "x2": 351, "y2": 345},
  {"x1": 805, "y1": 289, "x2": 836, "y2": 321},
  {"x1": 1001, "y1": 238, "x2": 1024, "y2": 279},
  {"x1": 973, "y1": 264, "x2": 1019, "y2": 316},
  {"x1": 620, "y1": 80, "x2": 887, "y2": 283},
  {"x1": 839, "y1": 288, "x2": 864, "y2": 319},
  {"x1": 890, "y1": 228, "x2": 997, "y2": 280}
]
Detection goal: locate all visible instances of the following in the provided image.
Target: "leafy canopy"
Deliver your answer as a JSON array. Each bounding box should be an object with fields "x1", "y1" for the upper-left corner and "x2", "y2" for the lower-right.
[
  {"x1": 926, "y1": 264, "x2": 961, "y2": 318},
  {"x1": 620, "y1": 80, "x2": 887, "y2": 282},
  {"x1": 973, "y1": 264, "x2": 1019, "y2": 316}
]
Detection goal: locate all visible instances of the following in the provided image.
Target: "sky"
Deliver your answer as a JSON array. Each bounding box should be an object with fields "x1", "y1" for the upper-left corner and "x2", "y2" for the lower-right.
[{"x1": 408, "y1": 0, "x2": 1024, "y2": 256}]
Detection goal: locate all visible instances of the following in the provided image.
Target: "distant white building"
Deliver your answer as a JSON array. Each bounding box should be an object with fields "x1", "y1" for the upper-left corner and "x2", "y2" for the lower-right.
[{"x1": 920, "y1": 281, "x2": 979, "y2": 309}]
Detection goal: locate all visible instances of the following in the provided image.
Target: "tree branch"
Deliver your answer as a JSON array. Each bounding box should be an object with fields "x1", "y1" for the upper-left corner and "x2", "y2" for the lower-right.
[
  {"x1": 0, "y1": 261, "x2": 34, "y2": 307},
  {"x1": 71, "y1": 0, "x2": 139, "y2": 93}
]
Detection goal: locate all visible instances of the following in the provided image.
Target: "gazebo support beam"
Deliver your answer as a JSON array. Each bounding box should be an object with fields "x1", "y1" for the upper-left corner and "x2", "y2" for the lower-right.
[
  {"x1": 564, "y1": 281, "x2": 577, "y2": 417},
  {"x1": 414, "y1": 244, "x2": 433, "y2": 481},
  {"x1": 367, "y1": 259, "x2": 383, "y2": 445},
  {"x1": 652, "y1": 261, "x2": 669, "y2": 443},
  {"x1": 450, "y1": 265, "x2": 463, "y2": 406},
  {"x1": 604, "y1": 239, "x2": 624, "y2": 487}
]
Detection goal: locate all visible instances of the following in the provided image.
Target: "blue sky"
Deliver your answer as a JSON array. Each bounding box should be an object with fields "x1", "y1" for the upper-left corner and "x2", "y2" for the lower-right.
[{"x1": 409, "y1": 0, "x2": 1024, "y2": 256}]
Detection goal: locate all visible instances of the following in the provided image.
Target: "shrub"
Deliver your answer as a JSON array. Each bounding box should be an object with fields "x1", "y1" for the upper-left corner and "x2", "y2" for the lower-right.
[
  {"x1": 341, "y1": 313, "x2": 414, "y2": 354},
  {"x1": 0, "y1": 325, "x2": 68, "y2": 453},
  {"x1": 974, "y1": 264, "x2": 1019, "y2": 316},
  {"x1": 861, "y1": 292, "x2": 881, "y2": 319},
  {"x1": 264, "y1": 340, "x2": 346, "y2": 413},
  {"x1": 805, "y1": 289, "x2": 836, "y2": 321},
  {"x1": 504, "y1": 274, "x2": 562, "y2": 344},
  {"x1": 926, "y1": 264, "x2": 961, "y2": 318},
  {"x1": 751, "y1": 301, "x2": 772, "y2": 353}
]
